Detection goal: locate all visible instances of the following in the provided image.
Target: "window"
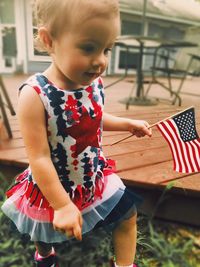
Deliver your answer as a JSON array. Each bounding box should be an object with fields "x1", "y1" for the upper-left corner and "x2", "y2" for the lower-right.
[
  {"x1": 121, "y1": 20, "x2": 142, "y2": 36},
  {"x1": 115, "y1": 20, "x2": 142, "y2": 74},
  {"x1": 119, "y1": 50, "x2": 139, "y2": 69},
  {"x1": 114, "y1": 46, "x2": 139, "y2": 74},
  {"x1": 0, "y1": 0, "x2": 15, "y2": 24}
]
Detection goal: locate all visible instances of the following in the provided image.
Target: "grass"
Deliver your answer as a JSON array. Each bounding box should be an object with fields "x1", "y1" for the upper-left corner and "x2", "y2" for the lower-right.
[
  {"x1": 136, "y1": 218, "x2": 200, "y2": 267},
  {"x1": 0, "y1": 171, "x2": 200, "y2": 267}
]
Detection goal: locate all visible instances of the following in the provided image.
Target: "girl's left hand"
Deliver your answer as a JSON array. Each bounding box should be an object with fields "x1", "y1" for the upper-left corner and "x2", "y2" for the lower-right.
[{"x1": 128, "y1": 119, "x2": 152, "y2": 138}]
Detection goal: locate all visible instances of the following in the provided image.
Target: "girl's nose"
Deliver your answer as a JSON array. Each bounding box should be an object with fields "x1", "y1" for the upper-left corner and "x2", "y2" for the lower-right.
[{"x1": 92, "y1": 53, "x2": 107, "y2": 69}]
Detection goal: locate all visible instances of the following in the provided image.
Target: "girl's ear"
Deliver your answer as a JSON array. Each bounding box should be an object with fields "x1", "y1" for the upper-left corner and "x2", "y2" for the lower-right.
[{"x1": 38, "y1": 27, "x2": 53, "y2": 53}]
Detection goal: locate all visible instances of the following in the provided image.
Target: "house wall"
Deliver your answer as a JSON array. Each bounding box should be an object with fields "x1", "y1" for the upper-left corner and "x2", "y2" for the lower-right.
[
  {"x1": 0, "y1": 1, "x2": 197, "y2": 75},
  {"x1": 175, "y1": 26, "x2": 200, "y2": 74}
]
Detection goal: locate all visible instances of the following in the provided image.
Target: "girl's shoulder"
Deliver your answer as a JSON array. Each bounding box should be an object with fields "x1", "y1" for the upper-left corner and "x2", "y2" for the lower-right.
[{"x1": 19, "y1": 73, "x2": 48, "y2": 95}]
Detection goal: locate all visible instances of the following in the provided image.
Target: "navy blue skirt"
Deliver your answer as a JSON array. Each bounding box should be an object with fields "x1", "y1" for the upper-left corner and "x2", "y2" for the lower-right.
[{"x1": 94, "y1": 188, "x2": 142, "y2": 231}]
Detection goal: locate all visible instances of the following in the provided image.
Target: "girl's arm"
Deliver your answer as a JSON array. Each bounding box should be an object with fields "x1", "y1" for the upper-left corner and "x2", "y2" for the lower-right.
[
  {"x1": 18, "y1": 86, "x2": 82, "y2": 240},
  {"x1": 18, "y1": 86, "x2": 70, "y2": 209},
  {"x1": 103, "y1": 112, "x2": 152, "y2": 137}
]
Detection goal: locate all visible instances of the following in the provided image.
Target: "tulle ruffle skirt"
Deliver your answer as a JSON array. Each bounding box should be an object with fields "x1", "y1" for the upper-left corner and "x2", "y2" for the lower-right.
[{"x1": 1, "y1": 173, "x2": 141, "y2": 243}]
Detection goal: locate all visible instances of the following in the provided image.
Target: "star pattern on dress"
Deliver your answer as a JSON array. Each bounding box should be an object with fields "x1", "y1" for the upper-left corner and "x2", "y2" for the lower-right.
[{"x1": 65, "y1": 106, "x2": 102, "y2": 157}]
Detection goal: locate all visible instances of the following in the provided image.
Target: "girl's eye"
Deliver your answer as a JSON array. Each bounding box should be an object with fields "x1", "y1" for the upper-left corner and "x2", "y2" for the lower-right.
[{"x1": 81, "y1": 45, "x2": 95, "y2": 53}]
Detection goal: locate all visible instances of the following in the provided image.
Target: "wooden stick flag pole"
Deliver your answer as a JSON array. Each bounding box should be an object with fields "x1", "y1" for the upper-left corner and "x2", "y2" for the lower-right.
[
  {"x1": 111, "y1": 134, "x2": 134, "y2": 146},
  {"x1": 110, "y1": 106, "x2": 194, "y2": 146}
]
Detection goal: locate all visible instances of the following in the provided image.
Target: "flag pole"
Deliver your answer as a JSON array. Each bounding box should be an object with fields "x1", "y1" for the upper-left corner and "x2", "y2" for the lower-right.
[
  {"x1": 110, "y1": 106, "x2": 194, "y2": 145},
  {"x1": 110, "y1": 134, "x2": 133, "y2": 146}
]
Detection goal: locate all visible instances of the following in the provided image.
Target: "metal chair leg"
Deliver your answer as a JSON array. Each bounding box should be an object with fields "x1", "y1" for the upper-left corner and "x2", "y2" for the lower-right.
[
  {"x1": 0, "y1": 75, "x2": 16, "y2": 138},
  {"x1": 0, "y1": 75, "x2": 16, "y2": 115},
  {"x1": 0, "y1": 92, "x2": 13, "y2": 138}
]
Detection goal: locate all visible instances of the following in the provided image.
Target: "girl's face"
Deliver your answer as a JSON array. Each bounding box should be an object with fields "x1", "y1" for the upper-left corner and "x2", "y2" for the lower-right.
[{"x1": 49, "y1": 16, "x2": 120, "y2": 89}]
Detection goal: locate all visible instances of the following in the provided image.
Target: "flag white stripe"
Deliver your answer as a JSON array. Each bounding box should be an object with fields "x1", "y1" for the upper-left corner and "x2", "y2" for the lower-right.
[{"x1": 158, "y1": 122, "x2": 180, "y2": 172}]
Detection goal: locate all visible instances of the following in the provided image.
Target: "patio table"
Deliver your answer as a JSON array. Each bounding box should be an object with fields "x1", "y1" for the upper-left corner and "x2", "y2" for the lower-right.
[
  {"x1": 115, "y1": 35, "x2": 198, "y2": 108},
  {"x1": 115, "y1": 35, "x2": 162, "y2": 107}
]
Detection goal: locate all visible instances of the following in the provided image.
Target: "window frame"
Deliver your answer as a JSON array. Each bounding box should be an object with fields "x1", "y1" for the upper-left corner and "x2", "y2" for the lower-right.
[
  {"x1": 114, "y1": 46, "x2": 137, "y2": 74},
  {"x1": 26, "y1": 1, "x2": 51, "y2": 62}
]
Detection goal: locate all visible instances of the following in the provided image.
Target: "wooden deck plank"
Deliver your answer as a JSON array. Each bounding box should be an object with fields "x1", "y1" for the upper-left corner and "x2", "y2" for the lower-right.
[
  {"x1": 119, "y1": 162, "x2": 200, "y2": 193},
  {"x1": 0, "y1": 147, "x2": 27, "y2": 160},
  {"x1": 0, "y1": 138, "x2": 25, "y2": 150}
]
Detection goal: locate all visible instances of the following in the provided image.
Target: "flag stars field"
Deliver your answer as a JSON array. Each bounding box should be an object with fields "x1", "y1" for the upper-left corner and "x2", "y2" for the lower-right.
[{"x1": 173, "y1": 109, "x2": 198, "y2": 142}]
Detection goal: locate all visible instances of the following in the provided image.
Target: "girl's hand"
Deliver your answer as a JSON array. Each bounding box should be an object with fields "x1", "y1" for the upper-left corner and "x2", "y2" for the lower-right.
[
  {"x1": 53, "y1": 201, "x2": 83, "y2": 241},
  {"x1": 128, "y1": 119, "x2": 152, "y2": 138}
]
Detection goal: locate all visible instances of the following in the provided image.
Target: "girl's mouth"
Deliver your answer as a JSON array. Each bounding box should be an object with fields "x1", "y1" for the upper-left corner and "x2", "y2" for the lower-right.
[{"x1": 85, "y1": 72, "x2": 100, "y2": 78}]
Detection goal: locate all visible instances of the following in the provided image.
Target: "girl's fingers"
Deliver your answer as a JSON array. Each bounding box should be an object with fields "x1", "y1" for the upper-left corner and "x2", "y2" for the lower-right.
[
  {"x1": 54, "y1": 227, "x2": 65, "y2": 234},
  {"x1": 65, "y1": 229, "x2": 74, "y2": 238},
  {"x1": 144, "y1": 126, "x2": 152, "y2": 137},
  {"x1": 73, "y1": 224, "x2": 82, "y2": 241}
]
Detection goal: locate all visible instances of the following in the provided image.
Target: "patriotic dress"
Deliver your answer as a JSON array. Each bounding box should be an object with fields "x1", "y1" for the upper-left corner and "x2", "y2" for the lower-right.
[{"x1": 1, "y1": 73, "x2": 141, "y2": 243}]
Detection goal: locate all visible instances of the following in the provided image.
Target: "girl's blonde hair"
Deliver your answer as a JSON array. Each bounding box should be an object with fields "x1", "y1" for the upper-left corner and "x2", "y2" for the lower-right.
[{"x1": 33, "y1": 0, "x2": 119, "y2": 52}]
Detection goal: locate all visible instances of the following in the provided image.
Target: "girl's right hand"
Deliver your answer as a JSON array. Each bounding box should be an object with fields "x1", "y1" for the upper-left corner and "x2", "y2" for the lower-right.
[{"x1": 53, "y1": 201, "x2": 83, "y2": 241}]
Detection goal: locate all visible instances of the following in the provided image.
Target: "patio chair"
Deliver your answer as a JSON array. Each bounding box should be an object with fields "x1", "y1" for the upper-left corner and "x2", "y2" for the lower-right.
[
  {"x1": 0, "y1": 75, "x2": 16, "y2": 138},
  {"x1": 144, "y1": 45, "x2": 200, "y2": 106}
]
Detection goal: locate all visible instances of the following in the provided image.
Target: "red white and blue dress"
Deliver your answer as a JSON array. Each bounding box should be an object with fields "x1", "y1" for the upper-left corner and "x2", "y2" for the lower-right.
[{"x1": 1, "y1": 74, "x2": 141, "y2": 243}]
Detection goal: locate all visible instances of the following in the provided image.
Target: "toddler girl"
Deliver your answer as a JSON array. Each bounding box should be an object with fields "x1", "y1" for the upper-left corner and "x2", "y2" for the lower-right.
[{"x1": 2, "y1": 0, "x2": 152, "y2": 266}]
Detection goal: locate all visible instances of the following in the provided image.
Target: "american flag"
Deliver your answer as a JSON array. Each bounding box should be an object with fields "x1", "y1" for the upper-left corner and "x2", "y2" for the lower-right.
[{"x1": 156, "y1": 107, "x2": 200, "y2": 173}]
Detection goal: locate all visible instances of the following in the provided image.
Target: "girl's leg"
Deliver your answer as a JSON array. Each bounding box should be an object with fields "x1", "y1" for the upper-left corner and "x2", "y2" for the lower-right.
[
  {"x1": 34, "y1": 241, "x2": 53, "y2": 257},
  {"x1": 112, "y1": 213, "x2": 137, "y2": 266}
]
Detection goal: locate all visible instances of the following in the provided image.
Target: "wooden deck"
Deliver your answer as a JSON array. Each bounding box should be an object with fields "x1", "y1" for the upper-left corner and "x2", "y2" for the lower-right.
[{"x1": 0, "y1": 74, "x2": 200, "y2": 226}]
